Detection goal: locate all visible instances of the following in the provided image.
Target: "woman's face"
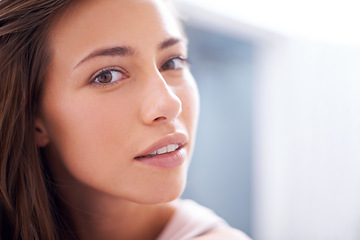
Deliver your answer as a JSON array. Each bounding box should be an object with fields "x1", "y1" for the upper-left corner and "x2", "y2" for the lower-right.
[{"x1": 38, "y1": 0, "x2": 199, "y2": 204}]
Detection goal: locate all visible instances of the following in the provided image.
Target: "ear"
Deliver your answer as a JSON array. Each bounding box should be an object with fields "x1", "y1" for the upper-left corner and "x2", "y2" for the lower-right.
[{"x1": 34, "y1": 117, "x2": 50, "y2": 147}]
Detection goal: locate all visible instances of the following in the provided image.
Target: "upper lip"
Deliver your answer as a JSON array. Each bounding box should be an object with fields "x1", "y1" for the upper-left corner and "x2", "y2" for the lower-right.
[{"x1": 135, "y1": 132, "x2": 188, "y2": 159}]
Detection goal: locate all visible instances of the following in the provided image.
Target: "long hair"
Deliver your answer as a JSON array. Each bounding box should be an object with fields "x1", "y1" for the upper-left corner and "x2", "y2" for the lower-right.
[{"x1": 0, "y1": 0, "x2": 73, "y2": 239}]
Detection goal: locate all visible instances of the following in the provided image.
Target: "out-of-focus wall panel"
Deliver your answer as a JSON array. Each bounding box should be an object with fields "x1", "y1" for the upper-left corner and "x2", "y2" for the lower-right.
[
  {"x1": 181, "y1": 24, "x2": 254, "y2": 237},
  {"x1": 253, "y1": 39, "x2": 360, "y2": 240}
]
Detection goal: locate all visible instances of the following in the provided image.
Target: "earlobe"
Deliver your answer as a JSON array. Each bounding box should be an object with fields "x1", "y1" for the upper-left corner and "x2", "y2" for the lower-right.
[{"x1": 34, "y1": 118, "x2": 50, "y2": 147}]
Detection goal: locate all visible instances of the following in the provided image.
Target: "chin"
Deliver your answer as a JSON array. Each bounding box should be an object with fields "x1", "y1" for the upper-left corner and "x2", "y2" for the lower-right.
[{"x1": 134, "y1": 176, "x2": 187, "y2": 205}]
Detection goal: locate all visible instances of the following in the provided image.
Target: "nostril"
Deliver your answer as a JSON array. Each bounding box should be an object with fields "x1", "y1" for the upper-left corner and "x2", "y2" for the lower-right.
[
  {"x1": 140, "y1": 80, "x2": 182, "y2": 125},
  {"x1": 154, "y1": 116, "x2": 167, "y2": 122}
]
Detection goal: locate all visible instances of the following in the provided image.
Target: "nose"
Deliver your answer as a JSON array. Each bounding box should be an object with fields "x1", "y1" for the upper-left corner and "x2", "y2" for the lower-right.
[{"x1": 140, "y1": 72, "x2": 182, "y2": 125}]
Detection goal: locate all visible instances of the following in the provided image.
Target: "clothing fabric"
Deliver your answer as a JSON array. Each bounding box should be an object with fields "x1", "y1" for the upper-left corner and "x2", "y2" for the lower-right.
[{"x1": 156, "y1": 199, "x2": 229, "y2": 240}]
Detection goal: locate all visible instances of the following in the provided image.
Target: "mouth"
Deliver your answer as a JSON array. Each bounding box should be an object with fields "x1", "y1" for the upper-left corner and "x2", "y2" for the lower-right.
[
  {"x1": 133, "y1": 133, "x2": 188, "y2": 169},
  {"x1": 135, "y1": 144, "x2": 182, "y2": 159}
]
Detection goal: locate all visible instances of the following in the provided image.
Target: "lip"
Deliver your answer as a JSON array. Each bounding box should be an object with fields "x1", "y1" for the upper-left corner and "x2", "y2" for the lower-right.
[{"x1": 134, "y1": 132, "x2": 188, "y2": 169}]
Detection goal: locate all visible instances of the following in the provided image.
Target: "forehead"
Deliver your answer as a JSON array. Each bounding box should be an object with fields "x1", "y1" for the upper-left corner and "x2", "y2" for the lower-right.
[{"x1": 48, "y1": 0, "x2": 182, "y2": 65}]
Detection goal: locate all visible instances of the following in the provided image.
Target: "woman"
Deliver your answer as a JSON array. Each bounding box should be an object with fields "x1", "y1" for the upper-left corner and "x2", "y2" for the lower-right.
[{"x1": 0, "y1": 0, "x2": 250, "y2": 239}]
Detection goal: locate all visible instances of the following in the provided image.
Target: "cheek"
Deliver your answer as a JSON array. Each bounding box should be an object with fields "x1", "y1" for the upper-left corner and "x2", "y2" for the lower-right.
[
  {"x1": 180, "y1": 74, "x2": 200, "y2": 135},
  {"x1": 41, "y1": 91, "x2": 137, "y2": 178}
]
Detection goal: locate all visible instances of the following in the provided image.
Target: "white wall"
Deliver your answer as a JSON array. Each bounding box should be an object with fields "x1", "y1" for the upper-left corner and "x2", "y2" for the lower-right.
[
  {"x1": 254, "y1": 38, "x2": 360, "y2": 240},
  {"x1": 174, "y1": 1, "x2": 360, "y2": 239}
]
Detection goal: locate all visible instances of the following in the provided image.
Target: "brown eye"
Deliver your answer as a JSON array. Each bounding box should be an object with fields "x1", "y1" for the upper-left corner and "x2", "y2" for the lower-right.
[
  {"x1": 96, "y1": 70, "x2": 113, "y2": 83},
  {"x1": 91, "y1": 69, "x2": 127, "y2": 86},
  {"x1": 160, "y1": 57, "x2": 187, "y2": 71}
]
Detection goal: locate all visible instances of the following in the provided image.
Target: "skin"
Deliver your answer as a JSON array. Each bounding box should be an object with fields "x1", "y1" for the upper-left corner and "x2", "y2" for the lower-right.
[
  {"x1": 35, "y1": 0, "x2": 199, "y2": 239},
  {"x1": 35, "y1": 0, "x2": 249, "y2": 239}
]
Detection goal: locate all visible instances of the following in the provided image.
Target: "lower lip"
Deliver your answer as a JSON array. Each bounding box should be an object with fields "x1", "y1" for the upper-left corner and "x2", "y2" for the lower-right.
[{"x1": 134, "y1": 148, "x2": 185, "y2": 169}]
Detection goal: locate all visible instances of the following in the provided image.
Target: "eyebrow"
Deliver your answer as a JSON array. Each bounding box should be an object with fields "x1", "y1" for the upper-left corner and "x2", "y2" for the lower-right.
[
  {"x1": 75, "y1": 37, "x2": 186, "y2": 68},
  {"x1": 158, "y1": 37, "x2": 186, "y2": 50},
  {"x1": 75, "y1": 46, "x2": 135, "y2": 68}
]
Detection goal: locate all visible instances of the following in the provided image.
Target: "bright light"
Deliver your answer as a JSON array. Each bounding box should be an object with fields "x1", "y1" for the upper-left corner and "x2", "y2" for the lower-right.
[{"x1": 176, "y1": 0, "x2": 360, "y2": 45}]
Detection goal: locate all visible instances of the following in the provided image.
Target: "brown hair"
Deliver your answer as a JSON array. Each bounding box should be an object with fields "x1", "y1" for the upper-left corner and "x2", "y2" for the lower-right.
[{"x1": 0, "y1": 0, "x2": 73, "y2": 239}]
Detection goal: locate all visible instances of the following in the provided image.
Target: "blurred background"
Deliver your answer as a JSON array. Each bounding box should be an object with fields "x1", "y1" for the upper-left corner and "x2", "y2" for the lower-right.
[{"x1": 176, "y1": 0, "x2": 360, "y2": 239}]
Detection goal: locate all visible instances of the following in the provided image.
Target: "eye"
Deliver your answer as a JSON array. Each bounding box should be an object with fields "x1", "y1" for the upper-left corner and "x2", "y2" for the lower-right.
[
  {"x1": 91, "y1": 68, "x2": 127, "y2": 86},
  {"x1": 160, "y1": 57, "x2": 187, "y2": 72}
]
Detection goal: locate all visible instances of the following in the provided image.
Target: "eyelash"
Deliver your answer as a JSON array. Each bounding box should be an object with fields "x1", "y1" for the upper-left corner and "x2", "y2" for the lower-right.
[
  {"x1": 89, "y1": 67, "x2": 128, "y2": 88},
  {"x1": 89, "y1": 56, "x2": 188, "y2": 88},
  {"x1": 159, "y1": 56, "x2": 188, "y2": 72}
]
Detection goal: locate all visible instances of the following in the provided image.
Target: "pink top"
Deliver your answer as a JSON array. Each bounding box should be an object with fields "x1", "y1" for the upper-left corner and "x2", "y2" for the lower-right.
[{"x1": 156, "y1": 199, "x2": 229, "y2": 240}]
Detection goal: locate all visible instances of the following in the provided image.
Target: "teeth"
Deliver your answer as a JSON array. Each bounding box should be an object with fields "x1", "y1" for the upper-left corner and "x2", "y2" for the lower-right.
[
  {"x1": 157, "y1": 146, "x2": 167, "y2": 155},
  {"x1": 151, "y1": 144, "x2": 180, "y2": 156},
  {"x1": 137, "y1": 144, "x2": 181, "y2": 159},
  {"x1": 166, "y1": 144, "x2": 178, "y2": 152}
]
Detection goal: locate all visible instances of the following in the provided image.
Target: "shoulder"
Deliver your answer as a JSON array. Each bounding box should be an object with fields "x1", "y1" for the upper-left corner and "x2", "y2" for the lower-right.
[
  {"x1": 190, "y1": 226, "x2": 252, "y2": 240},
  {"x1": 157, "y1": 199, "x2": 251, "y2": 240}
]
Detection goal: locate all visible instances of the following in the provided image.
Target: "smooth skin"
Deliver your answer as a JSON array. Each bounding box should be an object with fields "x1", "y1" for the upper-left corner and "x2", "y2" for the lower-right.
[{"x1": 35, "y1": 0, "x2": 249, "y2": 239}]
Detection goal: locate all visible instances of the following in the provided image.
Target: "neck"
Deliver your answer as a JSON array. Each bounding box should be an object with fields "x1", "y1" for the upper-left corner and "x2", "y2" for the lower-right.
[
  {"x1": 74, "y1": 201, "x2": 173, "y2": 240},
  {"x1": 54, "y1": 180, "x2": 175, "y2": 240},
  {"x1": 43, "y1": 146, "x2": 177, "y2": 240}
]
